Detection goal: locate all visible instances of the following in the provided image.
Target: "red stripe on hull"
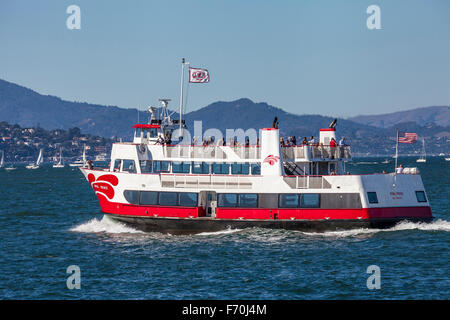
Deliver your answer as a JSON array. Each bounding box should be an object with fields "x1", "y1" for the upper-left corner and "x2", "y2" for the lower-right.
[
  {"x1": 96, "y1": 193, "x2": 205, "y2": 217},
  {"x1": 94, "y1": 194, "x2": 431, "y2": 221}
]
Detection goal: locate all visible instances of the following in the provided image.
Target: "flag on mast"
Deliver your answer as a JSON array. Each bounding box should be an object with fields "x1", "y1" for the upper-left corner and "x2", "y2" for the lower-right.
[
  {"x1": 398, "y1": 132, "x2": 418, "y2": 144},
  {"x1": 189, "y1": 67, "x2": 210, "y2": 83}
]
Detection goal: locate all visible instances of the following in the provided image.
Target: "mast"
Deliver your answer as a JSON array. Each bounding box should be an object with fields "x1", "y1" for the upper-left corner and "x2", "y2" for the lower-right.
[
  {"x1": 394, "y1": 129, "x2": 399, "y2": 172},
  {"x1": 179, "y1": 58, "x2": 185, "y2": 133}
]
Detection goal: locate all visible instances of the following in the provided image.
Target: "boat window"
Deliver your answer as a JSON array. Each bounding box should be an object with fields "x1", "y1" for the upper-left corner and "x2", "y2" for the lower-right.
[
  {"x1": 300, "y1": 194, "x2": 320, "y2": 208},
  {"x1": 139, "y1": 160, "x2": 152, "y2": 173},
  {"x1": 212, "y1": 163, "x2": 229, "y2": 174},
  {"x1": 135, "y1": 128, "x2": 141, "y2": 137},
  {"x1": 238, "y1": 194, "x2": 258, "y2": 208},
  {"x1": 279, "y1": 194, "x2": 299, "y2": 208},
  {"x1": 231, "y1": 162, "x2": 250, "y2": 175},
  {"x1": 153, "y1": 161, "x2": 170, "y2": 173},
  {"x1": 367, "y1": 192, "x2": 378, "y2": 204},
  {"x1": 251, "y1": 163, "x2": 261, "y2": 175},
  {"x1": 149, "y1": 128, "x2": 158, "y2": 138},
  {"x1": 123, "y1": 190, "x2": 139, "y2": 205},
  {"x1": 159, "y1": 192, "x2": 178, "y2": 206},
  {"x1": 172, "y1": 162, "x2": 190, "y2": 173},
  {"x1": 179, "y1": 193, "x2": 198, "y2": 207},
  {"x1": 122, "y1": 160, "x2": 136, "y2": 173},
  {"x1": 192, "y1": 162, "x2": 210, "y2": 174},
  {"x1": 217, "y1": 193, "x2": 238, "y2": 207},
  {"x1": 415, "y1": 191, "x2": 427, "y2": 203},
  {"x1": 113, "y1": 159, "x2": 121, "y2": 172},
  {"x1": 140, "y1": 191, "x2": 159, "y2": 205}
]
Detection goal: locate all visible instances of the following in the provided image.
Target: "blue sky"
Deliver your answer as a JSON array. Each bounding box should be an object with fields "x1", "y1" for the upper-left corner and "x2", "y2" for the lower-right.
[{"x1": 1, "y1": 0, "x2": 449, "y2": 118}]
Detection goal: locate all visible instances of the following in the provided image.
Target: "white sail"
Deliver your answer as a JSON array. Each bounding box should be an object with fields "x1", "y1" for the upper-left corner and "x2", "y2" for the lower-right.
[
  {"x1": 0, "y1": 150, "x2": 4, "y2": 168},
  {"x1": 36, "y1": 148, "x2": 44, "y2": 165},
  {"x1": 417, "y1": 139, "x2": 426, "y2": 162},
  {"x1": 82, "y1": 145, "x2": 87, "y2": 165}
]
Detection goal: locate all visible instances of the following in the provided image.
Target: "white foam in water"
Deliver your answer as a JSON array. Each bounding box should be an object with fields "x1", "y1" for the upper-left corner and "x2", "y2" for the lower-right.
[
  {"x1": 196, "y1": 228, "x2": 243, "y2": 236},
  {"x1": 70, "y1": 215, "x2": 144, "y2": 234},
  {"x1": 300, "y1": 219, "x2": 450, "y2": 238}
]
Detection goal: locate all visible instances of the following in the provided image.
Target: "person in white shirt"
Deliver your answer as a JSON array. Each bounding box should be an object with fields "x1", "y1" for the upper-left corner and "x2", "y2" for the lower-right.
[
  {"x1": 339, "y1": 137, "x2": 345, "y2": 146},
  {"x1": 396, "y1": 164, "x2": 404, "y2": 174}
]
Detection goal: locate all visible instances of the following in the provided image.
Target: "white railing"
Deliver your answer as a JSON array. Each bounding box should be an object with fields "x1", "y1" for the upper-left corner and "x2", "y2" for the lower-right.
[
  {"x1": 160, "y1": 174, "x2": 253, "y2": 189},
  {"x1": 281, "y1": 145, "x2": 351, "y2": 160},
  {"x1": 283, "y1": 176, "x2": 332, "y2": 189}
]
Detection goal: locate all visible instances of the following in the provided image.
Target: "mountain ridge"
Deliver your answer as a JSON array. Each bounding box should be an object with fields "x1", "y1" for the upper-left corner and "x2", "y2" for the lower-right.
[{"x1": 0, "y1": 78, "x2": 449, "y2": 155}]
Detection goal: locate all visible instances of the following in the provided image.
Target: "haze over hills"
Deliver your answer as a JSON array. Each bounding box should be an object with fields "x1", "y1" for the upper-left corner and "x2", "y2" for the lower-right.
[
  {"x1": 0, "y1": 78, "x2": 449, "y2": 155},
  {"x1": 349, "y1": 106, "x2": 450, "y2": 128}
]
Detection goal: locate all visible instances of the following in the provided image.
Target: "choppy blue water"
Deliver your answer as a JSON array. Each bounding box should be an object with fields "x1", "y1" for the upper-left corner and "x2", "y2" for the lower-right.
[{"x1": 0, "y1": 157, "x2": 448, "y2": 299}]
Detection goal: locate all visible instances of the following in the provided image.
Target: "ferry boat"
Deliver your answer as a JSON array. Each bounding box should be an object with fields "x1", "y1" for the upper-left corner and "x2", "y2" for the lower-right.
[{"x1": 79, "y1": 109, "x2": 433, "y2": 234}]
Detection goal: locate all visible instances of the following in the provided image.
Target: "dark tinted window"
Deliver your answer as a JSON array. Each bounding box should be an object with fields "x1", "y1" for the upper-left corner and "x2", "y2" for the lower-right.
[
  {"x1": 159, "y1": 192, "x2": 178, "y2": 206},
  {"x1": 153, "y1": 161, "x2": 170, "y2": 173},
  {"x1": 172, "y1": 162, "x2": 190, "y2": 173},
  {"x1": 179, "y1": 193, "x2": 198, "y2": 207},
  {"x1": 238, "y1": 194, "x2": 258, "y2": 207},
  {"x1": 217, "y1": 194, "x2": 238, "y2": 207},
  {"x1": 415, "y1": 191, "x2": 427, "y2": 203},
  {"x1": 232, "y1": 163, "x2": 250, "y2": 175},
  {"x1": 140, "y1": 191, "x2": 158, "y2": 205},
  {"x1": 122, "y1": 160, "x2": 136, "y2": 173},
  {"x1": 300, "y1": 194, "x2": 320, "y2": 208},
  {"x1": 279, "y1": 194, "x2": 299, "y2": 208},
  {"x1": 367, "y1": 192, "x2": 378, "y2": 204},
  {"x1": 139, "y1": 160, "x2": 152, "y2": 173},
  {"x1": 251, "y1": 163, "x2": 261, "y2": 175},
  {"x1": 192, "y1": 162, "x2": 210, "y2": 174},
  {"x1": 123, "y1": 190, "x2": 139, "y2": 204},
  {"x1": 212, "y1": 163, "x2": 229, "y2": 174}
]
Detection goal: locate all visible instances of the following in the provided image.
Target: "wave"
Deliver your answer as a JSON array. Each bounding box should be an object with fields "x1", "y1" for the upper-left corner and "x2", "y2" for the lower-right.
[
  {"x1": 196, "y1": 228, "x2": 243, "y2": 236},
  {"x1": 300, "y1": 219, "x2": 450, "y2": 238},
  {"x1": 70, "y1": 215, "x2": 144, "y2": 234}
]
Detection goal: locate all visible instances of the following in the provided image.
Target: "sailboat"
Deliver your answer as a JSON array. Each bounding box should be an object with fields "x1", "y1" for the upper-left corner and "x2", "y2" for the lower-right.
[
  {"x1": 26, "y1": 148, "x2": 44, "y2": 169},
  {"x1": 69, "y1": 145, "x2": 87, "y2": 167},
  {"x1": 416, "y1": 139, "x2": 426, "y2": 163},
  {"x1": 53, "y1": 147, "x2": 65, "y2": 168},
  {"x1": 0, "y1": 150, "x2": 4, "y2": 168}
]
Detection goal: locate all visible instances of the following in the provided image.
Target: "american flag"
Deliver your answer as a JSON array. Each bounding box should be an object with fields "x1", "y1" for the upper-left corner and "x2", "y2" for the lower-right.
[{"x1": 398, "y1": 132, "x2": 418, "y2": 143}]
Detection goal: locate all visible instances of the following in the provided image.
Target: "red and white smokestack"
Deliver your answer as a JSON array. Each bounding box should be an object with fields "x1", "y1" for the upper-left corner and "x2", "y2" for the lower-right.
[
  {"x1": 320, "y1": 128, "x2": 336, "y2": 145},
  {"x1": 260, "y1": 128, "x2": 283, "y2": 176}
]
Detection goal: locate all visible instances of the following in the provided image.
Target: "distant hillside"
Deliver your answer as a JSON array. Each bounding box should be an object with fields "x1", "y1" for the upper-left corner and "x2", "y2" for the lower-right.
[
  {"x1": 349, "y1": 106, "x2": 450, "y2": 128},
  {"x1": 0, "y1": 79, "x2": 146, "y2": 139},
  {"x1": 0, "y1": 78, "x2": 449, "y2": 155}
]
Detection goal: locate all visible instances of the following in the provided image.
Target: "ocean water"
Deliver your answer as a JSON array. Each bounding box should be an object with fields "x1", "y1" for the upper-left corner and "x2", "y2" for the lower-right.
[{"x1": 0, "y1": 157, "x2": 448, "y2": 300}]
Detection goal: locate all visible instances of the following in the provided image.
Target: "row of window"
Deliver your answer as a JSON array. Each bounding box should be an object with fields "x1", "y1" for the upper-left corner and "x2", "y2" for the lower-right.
[
  {"x1": 123, "y1": 191, "x2": 198, "y2": 207},
  {"x1": 367, "y1": 191, "x2": 427, "y2": 204},
  {"x1": 217, "y1": 193, "x2": 321, "y2": 208},
  {"x1": 118, "y1": 159, "x2": 262, "y2": 175}
]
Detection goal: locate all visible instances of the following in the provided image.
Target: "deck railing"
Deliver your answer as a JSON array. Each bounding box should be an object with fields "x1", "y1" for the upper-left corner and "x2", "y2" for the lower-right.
[
  {"x1": 160, "y1": 173, "x2": 253, "y2": 189},
  {"x1": 281, "y1": 145, "x2": 351, "y2": 160},
  {"x1": 283, "y1": 176, "x2": 332, "y2": 189}
]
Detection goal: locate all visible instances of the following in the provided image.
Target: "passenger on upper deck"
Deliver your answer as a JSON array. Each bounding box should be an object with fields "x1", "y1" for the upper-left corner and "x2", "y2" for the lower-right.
[
  {"x1": 302, "y1": 137, "x2": 308, "y2": 145},
  {"x1": 309, "y1": 136, "x2": 315, "y2": 146},
  {"x1": 280, "y1": 137, "x2": 285, "y2": 147},
  {"x1": 330, "y1": 138, "x2": 337, "y2": 148},
  {"x1": 396, "y1": 164, "x2": 404, "y2": 174},
  {"x1": 272, "y1": 117, "x2": 279, "y2": 129},
  {"x1": 339, "y1": 137, "x2": 345, "y2": 146}
]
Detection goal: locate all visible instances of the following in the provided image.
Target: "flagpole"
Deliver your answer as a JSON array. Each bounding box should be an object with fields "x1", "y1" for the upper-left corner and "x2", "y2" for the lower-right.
[
  {"x1": 394, "y1": 128, "x2": 399, "y2": 173},
  {"x1": 179, "y1": 58, "x2": 185, "y2": 133}
]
